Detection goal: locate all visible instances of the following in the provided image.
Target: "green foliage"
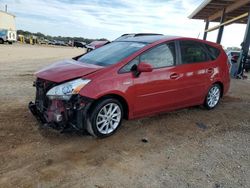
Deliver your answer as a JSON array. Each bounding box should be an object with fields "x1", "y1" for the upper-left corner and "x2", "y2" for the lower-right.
[{"x1": 17, "y1": 30, "x2": 108, "y2": 43}]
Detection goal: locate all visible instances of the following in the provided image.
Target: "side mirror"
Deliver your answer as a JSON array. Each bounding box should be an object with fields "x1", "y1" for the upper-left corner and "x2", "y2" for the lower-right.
[{"x1": 137, "y1": 62, "x2": 153, "y2": 73}]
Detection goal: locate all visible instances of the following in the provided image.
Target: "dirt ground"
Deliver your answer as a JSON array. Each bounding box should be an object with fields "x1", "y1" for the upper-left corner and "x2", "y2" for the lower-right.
[{"x1": 0, "y1": 44, "x2": 249, "y2": 188}]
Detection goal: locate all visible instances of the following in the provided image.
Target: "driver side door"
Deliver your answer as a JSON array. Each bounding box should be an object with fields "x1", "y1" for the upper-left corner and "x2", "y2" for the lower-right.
[{"x1": 131, "y1": 42, "x2": 181, "y2": 117}]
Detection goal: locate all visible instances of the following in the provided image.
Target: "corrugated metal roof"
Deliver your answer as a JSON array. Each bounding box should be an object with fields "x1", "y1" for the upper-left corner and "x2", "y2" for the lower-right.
[{"x1": 189, "y1": 0, "x2": 250, "y2": 24}]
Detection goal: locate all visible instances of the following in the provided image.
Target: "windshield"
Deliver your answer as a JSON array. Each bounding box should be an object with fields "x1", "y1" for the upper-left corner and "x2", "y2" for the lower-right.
[
  {"x1": 0, "y1": 29, "x2": 7, "y2": 36},
  {"x1": 78, "y1": 41, "x2": 146, "y2": 66},
  {"x1": 231, "y1": 52, "x2": 240, "y2": 56}
]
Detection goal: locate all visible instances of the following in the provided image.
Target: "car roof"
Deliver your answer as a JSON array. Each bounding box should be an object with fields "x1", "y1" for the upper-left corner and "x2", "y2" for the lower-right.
[
  {"x1": 114, "y1": 33, "x2": 180, "y2": 44},
  {"x1": 227, "y1": 50, "x2": 240, "y2": 53}
]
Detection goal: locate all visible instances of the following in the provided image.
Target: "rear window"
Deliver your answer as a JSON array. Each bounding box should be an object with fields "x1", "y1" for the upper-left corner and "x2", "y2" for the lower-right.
[
  {"x1": 180, "y1": 41, "x2": 210, "y2": 64},
  {"x1": 205, "y1": 44, "x2": 221, "y2": 60},
  {"x1": 231, "y1": 52, "x2": 240, "y2": 56}
]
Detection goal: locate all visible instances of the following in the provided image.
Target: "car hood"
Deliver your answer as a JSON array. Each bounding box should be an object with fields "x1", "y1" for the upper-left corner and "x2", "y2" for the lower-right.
[{"x1": 35, "y1": 59, "x2": 103, "y2": 83}]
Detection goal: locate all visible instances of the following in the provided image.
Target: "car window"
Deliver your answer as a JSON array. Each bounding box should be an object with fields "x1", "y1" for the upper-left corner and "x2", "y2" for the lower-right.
[
  {"x1": 140, "y1": 43, "x2": 176, "y2": 68},
  {"x1": 231, "y1": 52, "x2": 240, "y2": 56},
  {"x1": 120, "y1": 42, "x2": 176, "y2": 73},
  {"x1": 180, "y1": 41, "x2": 210, "y2": 64},
  {"x1": 120, "y1": 57, "x2": 140, "y2": 73},
  {"x1": 205, "y1": 44, "x2": 220, "y2": 60}
]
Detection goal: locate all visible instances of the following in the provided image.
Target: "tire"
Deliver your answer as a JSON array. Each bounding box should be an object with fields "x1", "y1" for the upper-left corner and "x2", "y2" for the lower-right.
[
  {"x1": 8, "y1": 41, "x2": 12, "y2": 45},
  {"x1": 0, "y1": 39, "x2": 4, "y2": 44},
  {"x1": 204, "y1": 84, "x2": 221, "y2": 110},
  {"x1": 245, "y1": 69, "x2": 249, "y2": 73},
  {"x1": 86, "y1": 98, "x2": 123, "y2": 138}
]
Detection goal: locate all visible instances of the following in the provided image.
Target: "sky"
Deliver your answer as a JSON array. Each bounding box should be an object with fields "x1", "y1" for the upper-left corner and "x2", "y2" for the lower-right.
[{"x1": 0, "y1": 0, "x2": 246, "y2": 47}]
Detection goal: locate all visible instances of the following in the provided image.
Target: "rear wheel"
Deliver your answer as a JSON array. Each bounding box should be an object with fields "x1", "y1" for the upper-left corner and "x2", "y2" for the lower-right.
[
  {"x1": 204, "y1": 84, "x2": 221, "y2": 110},
  {"x1": 86, "y1": 98, "x2": 123, "y2": 138}
]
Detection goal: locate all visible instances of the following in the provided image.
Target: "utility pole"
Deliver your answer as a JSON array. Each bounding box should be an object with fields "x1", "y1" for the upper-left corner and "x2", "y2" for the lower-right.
[{"x1": 5, "y1": 4, "x2": 8, "y2": 12}]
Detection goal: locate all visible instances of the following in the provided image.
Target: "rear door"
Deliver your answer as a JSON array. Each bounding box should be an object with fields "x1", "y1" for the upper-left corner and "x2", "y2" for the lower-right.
[{"x1": 175, "y1": 40, "x2": 215, "y2": 106}]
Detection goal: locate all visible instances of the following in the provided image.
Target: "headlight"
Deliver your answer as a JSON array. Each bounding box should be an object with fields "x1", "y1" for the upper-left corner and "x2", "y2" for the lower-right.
[{"x1": 46, "y1": 78, "x2": 91, "y2": 100}]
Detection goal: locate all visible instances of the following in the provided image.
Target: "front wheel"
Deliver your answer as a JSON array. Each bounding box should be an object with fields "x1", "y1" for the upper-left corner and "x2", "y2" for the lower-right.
[
  {"x1": 86, "y1": 98, "x2": 123, "y2": 138},
  {"x1": 204, "y1": 84, "x2": 221, "y2": 110}
]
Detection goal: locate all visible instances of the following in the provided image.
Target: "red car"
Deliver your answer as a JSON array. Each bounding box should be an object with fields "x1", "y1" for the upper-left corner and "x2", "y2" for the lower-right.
[
  {"x1": 29, "y1": 34, "x2": 230, "y2": 138},
  {"x1": 86, "y1": 40, "x2": 110, "y2": 52}
]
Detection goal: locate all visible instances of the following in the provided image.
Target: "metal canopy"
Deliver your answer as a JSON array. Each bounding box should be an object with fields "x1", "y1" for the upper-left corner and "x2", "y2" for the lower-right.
[
  {"x1": 189, "y1": 0, "x2": 250, "y2": 77},
  {"x1": 189, "y1": 0, "x2": 250, "y2": 24}
]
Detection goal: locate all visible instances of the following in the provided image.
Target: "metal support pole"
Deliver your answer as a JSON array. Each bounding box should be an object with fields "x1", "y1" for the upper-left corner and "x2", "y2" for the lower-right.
[
  {"x1": 203, "y1": 20, "x2": 209, "y2": 40},
  {"x1": 237, "y1": 11, "x2": 250, "y2": 77},
  {"x1": 216, "y1": 8, "x2": 226, "y2": 44}
]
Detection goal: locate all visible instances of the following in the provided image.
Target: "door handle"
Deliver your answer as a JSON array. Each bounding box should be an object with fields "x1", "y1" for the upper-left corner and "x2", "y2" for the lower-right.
[
  {"x1": 207, "y1": 68, "x2": 214, "y2": 74},
  {"x1": 170, "y1": 73, "x2": 180, "y2": 79}
]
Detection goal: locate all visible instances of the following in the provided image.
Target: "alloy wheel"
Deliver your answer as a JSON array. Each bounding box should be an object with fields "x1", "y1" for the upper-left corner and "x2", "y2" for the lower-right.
[
  {"x1": 96, "y1": 103, "x2": 122, "y2": 134},
  {"x1": 207, "y1": 85, "x2": 220, "y2": 108}
]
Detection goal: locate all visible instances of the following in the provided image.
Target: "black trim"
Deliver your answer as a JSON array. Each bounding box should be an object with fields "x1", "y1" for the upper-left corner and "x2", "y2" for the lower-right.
[{"x1": 175, "y1": 40, "x2": 182, "y2": 66}]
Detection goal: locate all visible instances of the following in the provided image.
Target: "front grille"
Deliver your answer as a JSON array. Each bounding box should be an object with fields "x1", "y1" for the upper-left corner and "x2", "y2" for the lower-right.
[{"x1": 35, "y1": 79, "x2": 56, "y2": 112}]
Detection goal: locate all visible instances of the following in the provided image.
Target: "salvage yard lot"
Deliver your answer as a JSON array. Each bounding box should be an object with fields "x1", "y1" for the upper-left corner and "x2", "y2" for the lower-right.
[{"x1": 0, "y1": 44, "x2": 249, "y2": 188}]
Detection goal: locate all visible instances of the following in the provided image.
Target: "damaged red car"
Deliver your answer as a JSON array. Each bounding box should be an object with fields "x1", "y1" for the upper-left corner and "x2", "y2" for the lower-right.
[{"x1": 29, "y1": 33, "x2": 230, "y2": 138}]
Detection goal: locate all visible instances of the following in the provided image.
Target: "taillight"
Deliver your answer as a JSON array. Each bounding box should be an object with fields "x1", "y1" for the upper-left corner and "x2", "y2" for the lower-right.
[{"x1": 231, "y1": 55, "x2": 238, "y2": 62}]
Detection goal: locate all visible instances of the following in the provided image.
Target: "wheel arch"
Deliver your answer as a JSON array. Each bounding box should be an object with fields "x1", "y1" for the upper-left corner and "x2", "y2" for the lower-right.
[
  {"x1": 90, "y1": 94, "x2": 129, "y2": 120},
  {"x1": 213, "y1": 81, "x2": 224, "y2": 97}
]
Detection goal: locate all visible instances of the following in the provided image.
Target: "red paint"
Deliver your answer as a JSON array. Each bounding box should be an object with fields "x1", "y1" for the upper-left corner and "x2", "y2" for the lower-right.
[
  {"x1": 36, "y1": 37, "x2": 230, "y2": 120},
  {"x1": 36, "y1": 59, "x2": 103, "y2": 83}
]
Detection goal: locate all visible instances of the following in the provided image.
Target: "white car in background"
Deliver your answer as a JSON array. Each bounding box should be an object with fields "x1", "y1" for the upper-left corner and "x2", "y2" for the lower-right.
[{"x1": 0, "y1": 29, "x2": 16, "y2": 44}]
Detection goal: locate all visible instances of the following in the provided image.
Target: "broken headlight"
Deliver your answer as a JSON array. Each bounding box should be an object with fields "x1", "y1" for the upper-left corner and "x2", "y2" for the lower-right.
[{"x1": 46, "y1": 78, "x2": 91, "y2": 100}]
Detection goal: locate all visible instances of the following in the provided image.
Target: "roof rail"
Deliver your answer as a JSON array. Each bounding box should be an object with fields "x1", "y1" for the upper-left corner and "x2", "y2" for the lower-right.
[
  {"x1": 120, "y1": 33, "x2": 163, "y2": 37},
  {"x1": 134, "y1": 33, "x2": 163, "y2": 37}
]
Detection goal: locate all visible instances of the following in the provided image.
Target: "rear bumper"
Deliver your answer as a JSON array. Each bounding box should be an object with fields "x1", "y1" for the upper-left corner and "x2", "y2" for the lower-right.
[{"x1": 28, "y1": 96, "x2": 94, "y2": 132}]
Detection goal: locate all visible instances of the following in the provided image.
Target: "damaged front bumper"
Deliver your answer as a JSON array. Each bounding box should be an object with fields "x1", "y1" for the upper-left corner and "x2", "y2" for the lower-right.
[{"x1": 28, "y1": 96, "x2": 94, "y2": 132}]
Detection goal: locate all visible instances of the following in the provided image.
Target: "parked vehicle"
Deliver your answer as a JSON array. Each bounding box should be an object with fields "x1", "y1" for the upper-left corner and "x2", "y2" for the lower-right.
[
  {"x1": 227, "y1": 50, "x2": 240, "y2": 77},
  {"x1": 55, "y1": 40, "x2": 66, "y2": 46},
  {"x1": 38, "y1": 39, "x2": 49, "y2": 45},
  {"x1": 73, "y1": 41, "x2": 86, "y2": 48},
  {"x1": 226, "y1": 50, "x2": 250, "y2": 73},
  {"x1": 0, "y1": 29, "x2": 16, "y2": 44},
  {"x1": 227, "y1": 50, "x2": 240, "y2": 64},
  {"x1": 86, "y1": 40, "x2": 110, "y2": 52},
  {"x1": 29, "y1": 34, "x2": 230, "y2": 138}
]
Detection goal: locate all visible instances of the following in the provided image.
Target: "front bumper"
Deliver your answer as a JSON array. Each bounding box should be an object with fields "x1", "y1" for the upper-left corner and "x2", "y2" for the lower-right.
[{"x1": 28, "y1": 96, "x2": 93, "y2": 132}]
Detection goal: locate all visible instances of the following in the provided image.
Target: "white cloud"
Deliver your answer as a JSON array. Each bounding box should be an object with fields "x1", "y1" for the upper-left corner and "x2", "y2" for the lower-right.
[{"x1": 0, "y1": 0, "x2": 246, "y2": 47}]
